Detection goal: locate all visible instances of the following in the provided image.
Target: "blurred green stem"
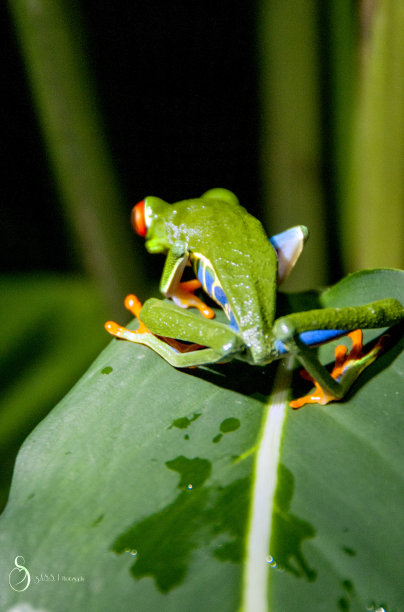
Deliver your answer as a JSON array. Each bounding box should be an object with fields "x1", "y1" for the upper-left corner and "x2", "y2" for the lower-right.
[
  {"x1": 9, "y1": 0, "x2": 146, "y2": 317},
  {"x1": 326, "y1": 1, "x2": 356, "y2": 275},
  {"x1": 345, "y1": 0, "x2": 404, "y2": 270},
  {"x1": 257, "y1": 0, "x2": 327, "y2": 290}
]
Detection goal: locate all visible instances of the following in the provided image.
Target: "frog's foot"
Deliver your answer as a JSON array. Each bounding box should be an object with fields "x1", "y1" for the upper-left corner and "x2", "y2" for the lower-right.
[
  {"x1": 169, "y1": 279, "x2": 215, "y2": 319},
  {"x1": 105, "y1": 294, "x2": 150, "y2": 339},
  {"x1": 290, "y1": 329, "x2": 390, "y2": 409}
]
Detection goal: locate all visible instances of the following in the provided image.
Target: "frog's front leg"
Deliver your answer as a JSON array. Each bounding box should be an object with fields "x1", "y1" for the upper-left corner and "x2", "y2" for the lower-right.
[
  {"x1": 105, "y1": 295, "x2": 242, "y2": 368},
  {"x1": 273, "y1": 298, "x2": 404, "y2": 407},
  {"x1": 160, "y1": 243, "x2": 214, "y2": 319}
]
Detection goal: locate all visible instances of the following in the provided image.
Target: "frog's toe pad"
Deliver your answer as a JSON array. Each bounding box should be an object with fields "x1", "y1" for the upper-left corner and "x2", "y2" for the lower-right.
[{"x1": 105, "y1": 321, "x2": 121, "y2": 336}]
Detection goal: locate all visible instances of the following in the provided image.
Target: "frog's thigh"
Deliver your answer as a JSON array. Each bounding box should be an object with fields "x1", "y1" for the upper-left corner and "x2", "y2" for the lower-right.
[
  {"x1": 140, "y1": 298, "x2": 240, "y2": 352},
  {"x1": 273, "y1": 298, "x2": 404, "y2": 339}
]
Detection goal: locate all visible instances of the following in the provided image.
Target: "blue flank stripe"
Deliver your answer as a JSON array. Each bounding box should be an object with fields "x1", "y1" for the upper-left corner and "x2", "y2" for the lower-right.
[
  {"x1": 203, "y1": 266, "x2": 215, "y2": 296},
  {"x1": 195, "y1": 258, "x2": 239, "y2": 331},
  {"x1": 196, "y1": 262, "x2": 205, "y2": 289},
  {"x1": 213, "y1": 285, "x2": 228, "y2": 307},
  {"x1": 228, "y1": 311, "x2": 239, "y2": 332},
  {"x1": 275, "y1": 329, "x2": 348, "y2": 356}
]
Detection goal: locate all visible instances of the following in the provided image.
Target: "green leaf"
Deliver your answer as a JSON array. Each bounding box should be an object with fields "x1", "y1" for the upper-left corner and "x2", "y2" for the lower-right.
[{"x1": 0, "y1": 269, "x2": 403, "y2": 611}]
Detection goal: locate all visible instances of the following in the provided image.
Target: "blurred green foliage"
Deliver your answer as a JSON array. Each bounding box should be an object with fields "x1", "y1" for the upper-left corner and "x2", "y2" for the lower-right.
[
  {"x1": 344, "y1": 1, "x2": 404, "y2": 271},
  {"x1": 0, "y1": 275, "x2": 107, "y2": 510},
  {"x1": 258, "y1": 1, "x2": 404, "y2": 287}
]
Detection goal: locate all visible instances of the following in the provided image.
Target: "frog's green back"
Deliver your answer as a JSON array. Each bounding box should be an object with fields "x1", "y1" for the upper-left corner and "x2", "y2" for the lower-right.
[{"x1": 164, "y1": 191, "x2": 277, "y2": 363}]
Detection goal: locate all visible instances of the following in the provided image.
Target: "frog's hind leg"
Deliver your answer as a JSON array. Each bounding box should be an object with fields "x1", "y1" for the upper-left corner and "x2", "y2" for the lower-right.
[
  {"x1": 273, "y1": 297, "x2": 404, "y2": 408},
  {"x1": 105, "y1": 294, "x2": 202, "y2": 359},
  {"x1": 105, "y1": 295, "x2": 234, "y2": 368}
]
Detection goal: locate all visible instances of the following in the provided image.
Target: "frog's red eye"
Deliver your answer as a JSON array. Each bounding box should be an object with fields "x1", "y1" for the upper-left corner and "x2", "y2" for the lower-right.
[{"x1": 132, "y1": 200, "x2": 147, "y2": 237}]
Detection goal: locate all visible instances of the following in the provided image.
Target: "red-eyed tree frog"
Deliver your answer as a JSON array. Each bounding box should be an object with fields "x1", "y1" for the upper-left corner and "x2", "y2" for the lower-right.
[{"x1": 105, "y1": 188, "x2": 404, "y2": 408}]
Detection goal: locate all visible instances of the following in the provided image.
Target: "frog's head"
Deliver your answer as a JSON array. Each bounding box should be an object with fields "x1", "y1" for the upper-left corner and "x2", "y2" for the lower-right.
[{"x1": 131, "y1": 196, "x2": 171, "y2": 253}]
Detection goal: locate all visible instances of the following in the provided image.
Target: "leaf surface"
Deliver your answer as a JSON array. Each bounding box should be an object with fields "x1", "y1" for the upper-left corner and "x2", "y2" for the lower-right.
[{"x1": 0, "y1": 269, "x2": 403, "y2": 612}]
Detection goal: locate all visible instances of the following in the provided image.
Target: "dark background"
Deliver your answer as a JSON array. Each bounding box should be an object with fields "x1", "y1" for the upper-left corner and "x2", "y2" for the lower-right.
[{"x1": 2, "y1": 1, "x2": 262, "y2": 274}]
